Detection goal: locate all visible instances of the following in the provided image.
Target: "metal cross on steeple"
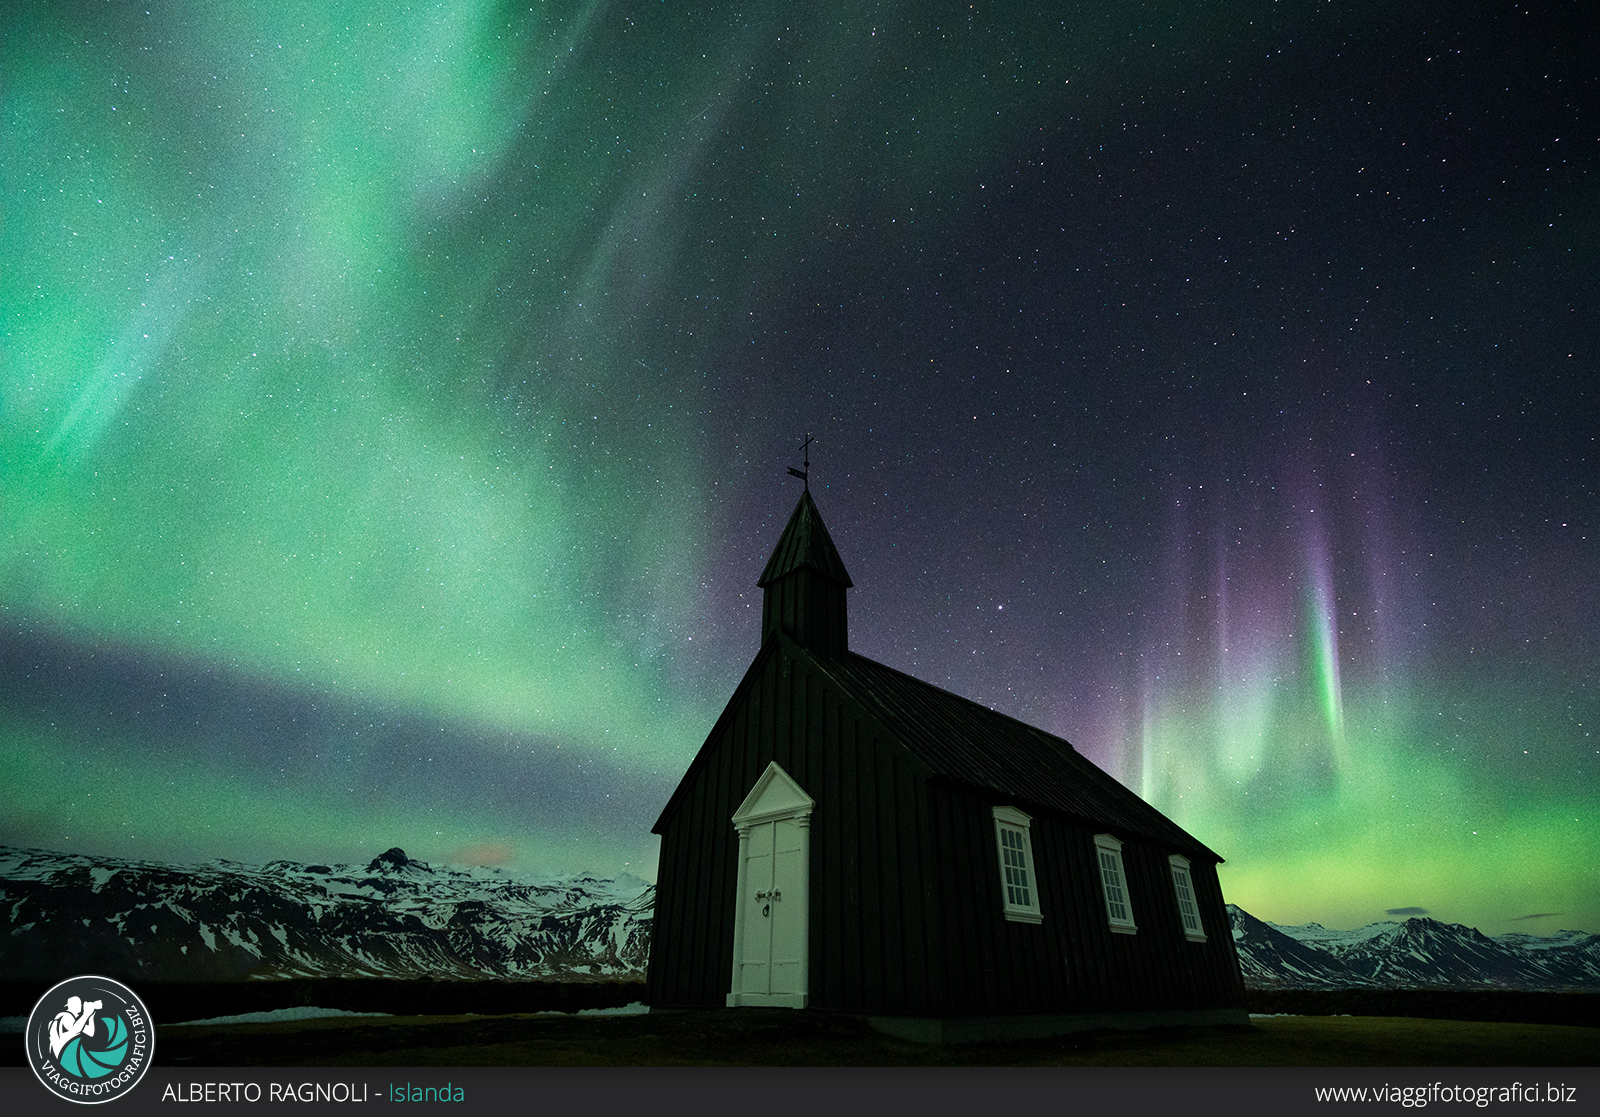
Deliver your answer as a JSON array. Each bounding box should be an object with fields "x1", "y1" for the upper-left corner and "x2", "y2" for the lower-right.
[{"x1": 786, "y1": 433, "x2": 813, "y2": 490}]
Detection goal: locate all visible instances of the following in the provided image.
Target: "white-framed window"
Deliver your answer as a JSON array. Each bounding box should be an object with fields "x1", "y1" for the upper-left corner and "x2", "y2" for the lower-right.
[
  {"x1": 992, "y1": 806, "x2": 1043, "y2": 924},
  {"x1": 1093, "y1": 833, "x2": 1137, "y2": 934},
  {"x1": 1168, "y1": 854, "x2": 1207, "y2": 941}
]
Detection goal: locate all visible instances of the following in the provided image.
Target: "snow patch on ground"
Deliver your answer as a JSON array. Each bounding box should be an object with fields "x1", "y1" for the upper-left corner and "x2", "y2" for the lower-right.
[
  {"x1": 171, "y1": 1006, "x2": 392, "y2": 1027},
  {"x1": 152, "y1": 1001, "x2": 644, "y2": 1027},
  {"x1": 575, "y1": 1002, "x2": 649, "y2": 1016}
]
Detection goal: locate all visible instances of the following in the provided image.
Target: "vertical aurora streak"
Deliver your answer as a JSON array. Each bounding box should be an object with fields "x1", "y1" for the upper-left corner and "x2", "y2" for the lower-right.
[{"x1": 1304, "y1": 518, "x2": 1346, "y2": 752}]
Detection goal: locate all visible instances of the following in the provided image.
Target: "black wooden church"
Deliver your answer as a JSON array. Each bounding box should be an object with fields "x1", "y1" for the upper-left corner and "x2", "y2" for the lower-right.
[{"x1": 646, "y1": 487, "x2": 1247, "y2": 1040}]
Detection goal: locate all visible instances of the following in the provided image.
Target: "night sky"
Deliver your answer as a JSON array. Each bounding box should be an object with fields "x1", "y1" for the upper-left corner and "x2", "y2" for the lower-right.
[{"x1": 3, "y1": 1, "x2": 1594, "y2": 937}]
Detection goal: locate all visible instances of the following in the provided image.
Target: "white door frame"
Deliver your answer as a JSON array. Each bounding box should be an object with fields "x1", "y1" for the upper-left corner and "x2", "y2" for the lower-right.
[{"x1": 727, "y1": 761, "x2": 814, "y2": 1008}]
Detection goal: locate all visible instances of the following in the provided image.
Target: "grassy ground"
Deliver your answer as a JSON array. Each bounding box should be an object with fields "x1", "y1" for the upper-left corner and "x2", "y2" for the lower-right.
[{"x1": 150, "y1": 1010, "x2": 1600, "y2": 1067}]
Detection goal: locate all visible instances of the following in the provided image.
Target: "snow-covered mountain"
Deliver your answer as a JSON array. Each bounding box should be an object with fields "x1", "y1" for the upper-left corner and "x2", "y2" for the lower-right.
[
  {"x1": 1229, "y1": 904, "x2": 1600, "y2": 991},
  {"x1": 6, "y1": 844, "x2": 1593, "y2": 992},
  {"x1": 0, "y1": 845, "x2": 651, "y2": 983}
]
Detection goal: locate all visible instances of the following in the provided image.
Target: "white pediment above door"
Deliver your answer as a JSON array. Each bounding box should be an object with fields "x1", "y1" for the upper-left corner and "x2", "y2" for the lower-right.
[{"x1": 731, "y1": 761, "x2": 815, "y2": 827}]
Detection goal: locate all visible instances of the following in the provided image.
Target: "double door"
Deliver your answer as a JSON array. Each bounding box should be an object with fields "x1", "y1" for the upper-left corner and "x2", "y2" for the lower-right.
[{"x1": 733, "y1": 817, "x2": 806, "y2": 1000}]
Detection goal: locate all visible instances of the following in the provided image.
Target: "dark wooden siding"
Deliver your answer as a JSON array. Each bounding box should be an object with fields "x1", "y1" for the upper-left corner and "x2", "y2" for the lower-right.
[
  {"x1": 761, "y1": 568, "x2": 848, "y2": 656},
  {"x1": 648, "y1": 639, "x2": 946, "y2": 1010},
  {"x1": 922, "y1": 782, "x2": 1246, "y2": 1016},
  {"x1": 648, "y1": 636, "x2": 1245, "y2": 1015}
]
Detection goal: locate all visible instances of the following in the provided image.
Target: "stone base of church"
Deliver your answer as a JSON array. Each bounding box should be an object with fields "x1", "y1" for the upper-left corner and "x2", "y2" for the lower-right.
[{"x1": 865, "y1": 1005, "x2": 1250, "y2": 1044}]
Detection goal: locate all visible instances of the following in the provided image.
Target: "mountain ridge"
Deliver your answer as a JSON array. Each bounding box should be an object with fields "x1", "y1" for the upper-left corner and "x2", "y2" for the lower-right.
[
  {"x1": 0, "y1": 844, "x2": 650, "y2": 984},
  {"x1": 4, "y1": 845, "x2": 1595, "y2": 991},
  {"x1": 1228, "y1": 904, "x2": 1600, "y2": 991}
]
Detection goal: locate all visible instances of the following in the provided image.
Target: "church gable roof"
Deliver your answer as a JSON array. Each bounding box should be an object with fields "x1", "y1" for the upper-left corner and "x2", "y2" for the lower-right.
[
  {"x1": 649, "y1": 638, "x2": 781, "y2": 836},
  {"x1": 757, "y1": 489, "x2": 853, "y2": 588},
  {"x1": 652, "y1": 629, "x2": 1217, "y2": 862},
  {"x1": 792, "y1": 643, "x2": 1221, "y2": 862}
]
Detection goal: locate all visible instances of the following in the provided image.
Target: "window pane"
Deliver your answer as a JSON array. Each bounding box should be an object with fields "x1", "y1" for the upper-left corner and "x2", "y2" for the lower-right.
[
  {"x1": 1173, "y1": 867, "x2": 1202, "y2": 933},
  {"x1": 998, "y1": 824, "x2": 1035, "y2": 911},
  {"x1": 1099, "y1": 848, "x2": 1130, "y2": 923}
]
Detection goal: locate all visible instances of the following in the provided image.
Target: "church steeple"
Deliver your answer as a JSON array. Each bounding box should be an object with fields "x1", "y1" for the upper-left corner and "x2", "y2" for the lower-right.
[{"x1": 758, "y1": 488, "x2": 852, "y2": 655}]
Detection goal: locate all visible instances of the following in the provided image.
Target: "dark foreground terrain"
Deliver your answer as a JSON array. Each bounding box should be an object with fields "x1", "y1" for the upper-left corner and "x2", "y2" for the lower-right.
[
  {"x1": 107, "y1": 1010, "x2": 1600, "y2": 1067},
  {"x1": 0, "y1": 976, "x2": 643, "y2": 1024},
  {"x1": 7, "y1": 982, "x2": 1595, "y2": 1067},
  {"x1": 9, "y1": 979, "x2": 1594, "y2": 1029}
]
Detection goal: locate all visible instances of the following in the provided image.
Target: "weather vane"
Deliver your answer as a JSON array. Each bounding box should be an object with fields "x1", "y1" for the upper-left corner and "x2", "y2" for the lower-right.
[{"x1": 787, "y1": 433, "x2": 813, "y2": 490}]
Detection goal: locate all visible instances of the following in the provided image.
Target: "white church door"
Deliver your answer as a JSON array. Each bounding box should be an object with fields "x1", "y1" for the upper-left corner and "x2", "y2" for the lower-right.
[{"x1": 727, "y1": 761, "x2": 814, "y2": 1008}]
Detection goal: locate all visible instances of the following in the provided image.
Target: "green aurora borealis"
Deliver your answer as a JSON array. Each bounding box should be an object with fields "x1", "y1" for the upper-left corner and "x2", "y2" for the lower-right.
[{"x1": 3, "y1": 1, "x2": 1596, "y2": 936}]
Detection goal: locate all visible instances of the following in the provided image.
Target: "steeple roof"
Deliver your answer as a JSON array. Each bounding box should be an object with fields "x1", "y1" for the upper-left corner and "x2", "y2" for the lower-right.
[{"x1": 757, "y1": 489, "x2": 853, "y2": 588}]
